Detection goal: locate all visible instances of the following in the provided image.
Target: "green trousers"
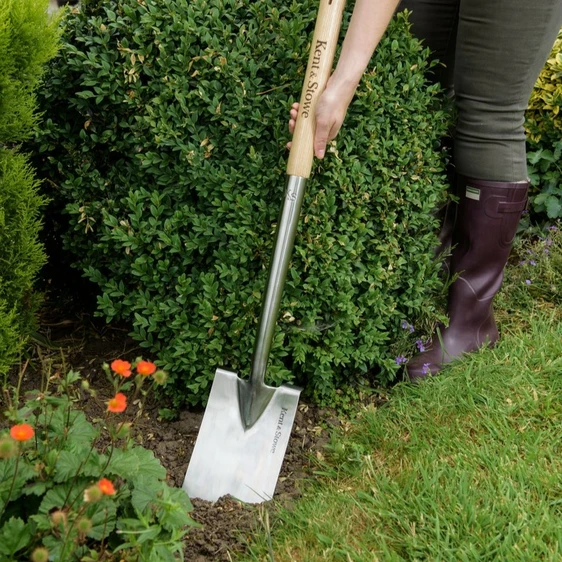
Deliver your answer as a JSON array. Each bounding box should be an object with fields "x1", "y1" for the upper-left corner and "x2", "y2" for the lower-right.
[{"x1": 399, "y1": 0, "x2": 562, "y2": 181}]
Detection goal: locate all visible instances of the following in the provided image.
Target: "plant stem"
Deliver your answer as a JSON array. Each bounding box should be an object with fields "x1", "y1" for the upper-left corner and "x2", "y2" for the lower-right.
[
  {"x1": 63, "y1": 439, "x2": 98, "y2": 511},
  {"x1": 59, "y1": 503, "x2": 88, "y2": 561},
  {"x1": 99, "y1": 508, "x2": 110, "y2": 556},
  {"x1": 13, "y1": 359, "x2": 29, "y2": 409},
  {"x1": 0, "y1": 453, "x2": 20, "y2": 522}
]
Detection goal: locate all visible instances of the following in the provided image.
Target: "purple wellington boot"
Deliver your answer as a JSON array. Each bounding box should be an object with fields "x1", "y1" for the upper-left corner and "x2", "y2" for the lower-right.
[{"x1": 406, "y1": 175, "x2": 529, "y2": 381}]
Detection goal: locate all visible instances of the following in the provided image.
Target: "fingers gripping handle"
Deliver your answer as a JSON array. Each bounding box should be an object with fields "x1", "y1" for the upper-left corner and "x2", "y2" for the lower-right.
[{"x1": 286, "y1": 0, "x2": 346, "y2": 179}]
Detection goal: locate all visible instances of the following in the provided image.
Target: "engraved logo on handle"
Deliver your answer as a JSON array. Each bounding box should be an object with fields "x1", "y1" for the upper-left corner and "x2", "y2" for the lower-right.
[{"x1": 300, "y1": 40, "x2": 328, "y2": 119}]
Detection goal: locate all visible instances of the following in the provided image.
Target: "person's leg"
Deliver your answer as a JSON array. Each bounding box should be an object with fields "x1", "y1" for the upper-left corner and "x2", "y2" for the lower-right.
[
  {"x1": 454, "y1": 0, "x2": 562, "y2": 181},
  {"x1": 398, "y1": 0, "x2": 460, "y2": 91},
  {"x1": 407, "y1": 0, "x2": 562, "y2": 380},
  {"x1": 398, "y1": 0, "x2": 461, "y2": 266}
]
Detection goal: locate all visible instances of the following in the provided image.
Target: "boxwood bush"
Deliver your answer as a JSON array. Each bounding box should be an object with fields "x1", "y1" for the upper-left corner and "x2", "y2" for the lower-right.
[
  {"x1": 0, "y1": 0, "x2": 58, "y2": 379},
  {"x1": 34, "y1": 0, "x2": 450, "y2": 405}
]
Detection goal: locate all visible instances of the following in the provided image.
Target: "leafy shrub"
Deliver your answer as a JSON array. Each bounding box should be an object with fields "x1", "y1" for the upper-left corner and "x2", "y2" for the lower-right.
[
  {"x1": 34, "y1": 0, "x2": 450, "y2": 405},
  {"x1": 525, "y1": 29, "x2": 562, "y2": 221},
  {"x1": 0, "y1": 359, "x2": 196, "y2": 561},
  {"x1": 0, "y1": 0, "x2": 59, "y2": 379}
]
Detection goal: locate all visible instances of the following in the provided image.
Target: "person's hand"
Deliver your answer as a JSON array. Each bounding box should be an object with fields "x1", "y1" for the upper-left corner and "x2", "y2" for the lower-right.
[{"x1": 287, "y1": 78, "x2": 354, "y2": 159}]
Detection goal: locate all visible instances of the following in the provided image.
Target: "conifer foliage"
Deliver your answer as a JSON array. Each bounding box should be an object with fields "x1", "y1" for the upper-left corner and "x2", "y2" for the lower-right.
[{"x1": 0, "y1": 0, "x2": 58, "y2": 377}]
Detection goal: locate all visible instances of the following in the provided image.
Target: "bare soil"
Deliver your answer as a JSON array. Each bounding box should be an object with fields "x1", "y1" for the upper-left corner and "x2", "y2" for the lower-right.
[{"x1": 31, "y1": 302, "x2": 343, "y2": 561}]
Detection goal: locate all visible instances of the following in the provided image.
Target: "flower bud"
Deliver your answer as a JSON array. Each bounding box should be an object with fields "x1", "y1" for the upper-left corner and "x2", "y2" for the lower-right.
[
  {"x1": 81, "y1": 380, "x2": 90, "y2": 391},
  {"x1": 31, "y1": 547, "x2": 49, "y2": 562},
  {"x1": 115, "y1": 422, "x2": 132, "y2": 439},
  {"x1": 153, "y1": 370, "x2": 168, "y2": 385},
  {"x1": 51, "y1": 510, "x2": 67, "y2": 527},
  {"x1": 0, "y1": 437, "x2": 16, "y2": 459},
  {"x1": 77, "y1": 517, "x2": 92, "y2": 534},
  {"x1": 83, "y1": 484, "x2": 103, "y2": 503}
]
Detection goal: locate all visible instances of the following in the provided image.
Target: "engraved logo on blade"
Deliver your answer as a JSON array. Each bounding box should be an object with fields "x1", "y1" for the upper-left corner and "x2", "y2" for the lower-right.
[{"x1": 271, "y1": 407, "x2": 288, "y2": 454}]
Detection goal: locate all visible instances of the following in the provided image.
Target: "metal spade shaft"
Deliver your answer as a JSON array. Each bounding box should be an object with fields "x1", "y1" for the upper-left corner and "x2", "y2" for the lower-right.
[{"x1": 183, "y1": 0, "x2": 346, "y2": 504}]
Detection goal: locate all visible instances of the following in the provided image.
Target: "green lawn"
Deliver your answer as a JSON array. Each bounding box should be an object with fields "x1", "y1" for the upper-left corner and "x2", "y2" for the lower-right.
[{"x1": 241, "y1": 227, "x2": 562, "y2": 561}]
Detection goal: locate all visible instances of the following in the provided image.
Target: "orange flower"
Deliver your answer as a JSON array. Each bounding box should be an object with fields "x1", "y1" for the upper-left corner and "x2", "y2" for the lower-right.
[
  {"x1": 98, "y1": 478, "x2": 116, "y2": 496},
  {"x1": 110, "y1": 359, "x2": 132, "y2": 378},
  {"x1": 10, "y1": 423, "x2": 35, "y2": 442},
  {"x1": 136, "y1": 360, "x2": 157, "y2": 376},
  {"x1": 107, "y1": 393, "x2": 127, "y2": 413}
]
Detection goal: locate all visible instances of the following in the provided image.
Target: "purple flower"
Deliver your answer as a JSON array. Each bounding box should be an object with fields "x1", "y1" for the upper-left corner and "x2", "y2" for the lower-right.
[
  {"x1": 545, "y1": 249, "x2": 550, "y2": 255},
  {"x1": 416, "y1": 339, "x2": 426, "y2": 352},
  {"x1": 395, "y1": 356, "x2": 407, "y2": 365},
  {"x1": 529, "y1": 260, "x2": 536, "y2": 266},
  {"x1": 525, "y1": 279, "x2": 532, "y2": 285},
  {"x1": 547, "y1": 225, "x2": 558, "y2": 231},
  {"x1": 422, "y1": 363, "x2": 431, "y2": 375},
  {"x1": 401, "y1": 321, "x2": 415, "y2": 333},
  {"x1": 519, "y1": 260, "x2": 527, "y2": 266}
]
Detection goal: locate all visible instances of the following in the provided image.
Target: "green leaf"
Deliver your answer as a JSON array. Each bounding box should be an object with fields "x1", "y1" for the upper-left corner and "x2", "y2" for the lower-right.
[
  {"x1": 527, "y1": 150, "x2": 543, "y2": 165},
  {"x1": 546, "y1": 196, "x2": 562, "y2": 219},
  {"x1": 152, "y1": 545, "x2": 179, "y2": 562},
  {"x1": 131, "y1": 476, "x2": 162, "y2": 515},
  {"x1": 105, "y1": 447, "x2": 140, "y2": 478},
  {"x1": 54, "y1": 450, "x2": 86, "y2": 482},
  {"x1": 48, "y1": 409, "x2": 98, "y2": 446},
  {"x1": 29, "y1": 512, "x2": 52, "y2": 532},
  {"x1": 127, "y1": 524, "x2": 162, "y2": 545},
  {"x1": 86, "y1": 499, "x2": 117, "y2": 541},
  {"x1": 22, "y1": 481, "x2": 48, "y2": 497},
  {"x1": 39, "y1": 483, "x2": 84, "y2": 514},
  {"x1": 158, "y1": 487, "x2": 196, "y2": 531},
  {"x1": 0, "y1": 517, "x2": 31, "y2": 556},
  {"x1": 0, "y1": 460, "x2": 36, "y2": 509},
  {"x1": 130, "y1": 447, "x2": 166, "y2": 482}
]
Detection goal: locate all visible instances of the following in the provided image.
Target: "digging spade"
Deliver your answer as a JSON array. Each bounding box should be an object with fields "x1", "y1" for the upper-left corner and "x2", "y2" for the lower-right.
[{"x1": 183, "y1": 0, "x2": 346, "y2": 504}]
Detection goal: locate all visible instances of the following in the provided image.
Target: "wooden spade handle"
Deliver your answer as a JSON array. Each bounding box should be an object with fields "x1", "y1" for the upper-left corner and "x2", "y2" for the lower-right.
[{"x1": 286, "y1": 0, "x2": 347, "y2": 178}]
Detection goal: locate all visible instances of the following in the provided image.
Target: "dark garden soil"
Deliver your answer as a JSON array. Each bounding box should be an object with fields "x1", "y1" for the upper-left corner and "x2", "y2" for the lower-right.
[{"x1": 26, "y1": 297, "x2": 349, "y2": 561}]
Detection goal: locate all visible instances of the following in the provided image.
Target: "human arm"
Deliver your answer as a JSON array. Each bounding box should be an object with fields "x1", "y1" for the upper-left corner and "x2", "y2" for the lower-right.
[{"x1": 289, "y1": 0, "x2": 401, "y2": 158}]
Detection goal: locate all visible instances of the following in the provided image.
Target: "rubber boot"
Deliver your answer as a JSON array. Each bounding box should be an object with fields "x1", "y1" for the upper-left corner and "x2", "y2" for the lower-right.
[{"x1": 406, "y1": 175, "x2": 528, "y2": 381}]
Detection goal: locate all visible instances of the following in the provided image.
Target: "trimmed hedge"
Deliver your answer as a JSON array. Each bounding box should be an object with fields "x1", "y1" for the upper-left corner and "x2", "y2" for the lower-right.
[
  {"x1": 0, "y1": 0, "x2": 58, "y2": 378},
  {"x1": 35, "y1": 0, "x2": 450, "y2": 405}
]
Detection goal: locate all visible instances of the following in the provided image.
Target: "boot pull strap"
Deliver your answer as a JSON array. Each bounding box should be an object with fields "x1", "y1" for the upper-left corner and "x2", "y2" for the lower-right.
[
  {"x1": 497, "y1": 198, "x2": 528, "y2": 214},
  {"x1": 483, "y1": 195, "x2": 528, "y2": 218}
]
